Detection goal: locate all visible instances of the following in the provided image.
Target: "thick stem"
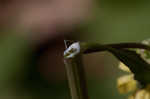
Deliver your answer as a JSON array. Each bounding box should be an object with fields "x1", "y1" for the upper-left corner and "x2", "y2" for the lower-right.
[
  {"x1": 83, "y1": 42, "x2": 150, "y2": 54},
  {"x1": 64, "y1": 41, "x2": 89, "y2": 99}
]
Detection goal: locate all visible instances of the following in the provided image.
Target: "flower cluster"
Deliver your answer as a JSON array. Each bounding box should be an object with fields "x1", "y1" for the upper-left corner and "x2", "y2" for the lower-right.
[
  {"x1": 117, "y1": 39, "x2": 150, "y2": 99},
  {"x1": 117, "y1": 62, "x2": 150, "y2": 99}
]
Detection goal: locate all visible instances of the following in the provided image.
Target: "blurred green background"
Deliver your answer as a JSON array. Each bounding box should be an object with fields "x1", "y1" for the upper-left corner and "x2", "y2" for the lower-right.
[{"x1": 1, "y1": 0, "x2": 150, "y2": 99}]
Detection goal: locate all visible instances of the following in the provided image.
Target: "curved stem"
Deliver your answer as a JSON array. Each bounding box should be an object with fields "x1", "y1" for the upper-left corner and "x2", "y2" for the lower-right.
[
  {"x1": 64, "y1": 40, "x2": 89, "y2": 99},
  {"x1": 83, "y1": 43, "x2": 150, "y2": 54}
]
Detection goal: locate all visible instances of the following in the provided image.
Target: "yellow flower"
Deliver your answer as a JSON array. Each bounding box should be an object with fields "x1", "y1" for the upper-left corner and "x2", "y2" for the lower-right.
[
  {"x1": 128, "y1": 85, "x2": 150, "y2": 99},
  {"x1": 117, "y1": 74, "x2": 137, "y2": 94},
  {"x1": 117, "y1": 62, "x2": 150, "y2": 99},
  {"x1": 117, "y1": 62, "x2": 137, "y2": 94},
  {"x1": 117, "y1": 39, "x2": 150, "y2": 98},
  {"x1": 119, "y1": 62, "x2": 131, "y2": 73}
]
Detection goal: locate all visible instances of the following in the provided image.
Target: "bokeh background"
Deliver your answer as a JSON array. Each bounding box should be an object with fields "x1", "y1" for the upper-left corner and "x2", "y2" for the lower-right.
[
  {"x1": 83, "y1": 0, "x2": 150, "y2": 99},
  {"x1": 1, "y1": 0, "x2": 150, "y2": 99}
]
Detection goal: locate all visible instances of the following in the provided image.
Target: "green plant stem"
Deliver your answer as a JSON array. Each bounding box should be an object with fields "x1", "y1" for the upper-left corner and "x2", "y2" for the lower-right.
[
  {"x1": 64, "y1": 56, "x2": 89, "y2": 99},
  {"x1": 82, "y1": 42, "x2": 150, "y2": 54},
  {"x1": 64, "y1": 41, "x2": 89, "y2": 99}
]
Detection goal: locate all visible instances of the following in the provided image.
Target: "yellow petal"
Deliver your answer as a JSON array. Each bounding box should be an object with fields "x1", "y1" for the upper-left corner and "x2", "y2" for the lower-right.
[
  {"x1": 134, "y1": 90, "x2": 150, "y2": 99},
  {"x1": 117, "y1": 74, "x2": 137, "y2": 94},
  {"x1": 144, "y1": 92, "x2": 150, "y2": 99},
  {"x1": 128, "y1": 85, "x2": 150, "y2": 99},
  {"x1": 135, "y1": 90, "x2": 146, "y2": 99},
  {"x1": 119, "y1": 62, "x2": 131, "y2": 73},
  {"x1": 128, "y1": 95, "x2": 135, "y2": 99}
]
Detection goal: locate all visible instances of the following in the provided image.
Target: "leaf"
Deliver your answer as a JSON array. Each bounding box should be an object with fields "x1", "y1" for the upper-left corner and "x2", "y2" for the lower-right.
[{"x1": 107, "y1": 47, "x2": 150, "y2": 86}]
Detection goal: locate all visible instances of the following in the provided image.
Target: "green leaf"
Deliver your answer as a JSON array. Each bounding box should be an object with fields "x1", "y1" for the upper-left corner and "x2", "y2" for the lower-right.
[{"x1": 107, "y1": 47, "x2": 150, "y2": 86}]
